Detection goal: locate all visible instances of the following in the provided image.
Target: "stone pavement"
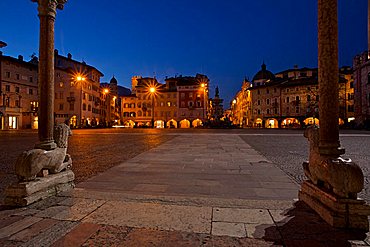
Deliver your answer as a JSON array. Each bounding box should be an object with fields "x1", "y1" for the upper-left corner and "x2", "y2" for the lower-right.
[{"x1": 0, "y1": 134, "x2": 369, "y2": 246}]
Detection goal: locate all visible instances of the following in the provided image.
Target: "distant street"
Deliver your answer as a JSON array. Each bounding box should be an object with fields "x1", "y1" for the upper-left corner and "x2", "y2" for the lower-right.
[{"x1": 1, "y1": 128, "x2": 370, "y2": 203}]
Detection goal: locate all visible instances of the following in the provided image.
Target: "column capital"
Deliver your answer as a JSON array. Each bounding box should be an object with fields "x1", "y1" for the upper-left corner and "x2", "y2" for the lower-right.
[{"x1": 31, "y1": 0, "x2": 67, "y2": 18}]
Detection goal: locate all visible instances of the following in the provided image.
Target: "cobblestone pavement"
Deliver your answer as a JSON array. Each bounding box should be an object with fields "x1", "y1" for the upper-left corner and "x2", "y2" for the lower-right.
[
  {"x1": 0, "y1": 129, "x2": 176, "y2": 204},
  {"x1": 1, "y1": 128, "x2": 370, "y2": 246},
  {"x1": 239, "y1": 130, "x2": 370, "y2": 202}
]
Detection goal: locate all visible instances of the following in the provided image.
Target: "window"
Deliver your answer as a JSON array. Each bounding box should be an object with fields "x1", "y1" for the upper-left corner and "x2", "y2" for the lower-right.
[
  {"x1": 286, "y1": 107, "x2": 290, "y2": 113},
  {"x1": 267, "y1": 109, "x2": 270, "y2": 114},
  {"x1": 307, "y1": 87, "x2": 311, "y2": 91},
  {"x1": 5, "y1": 72, "x2": 10, "y2": 78},
  {"x1": 348, "y1": 105, "x2": 354, "y2": 112},
  {"x1": 59, "y1": 104, "x2": 64, "y2": 110},
  {"x1": 348, "y1": 93, "x2": 354, "y2": 100},
  {"x1": 29, "y1": 76, "x2": 33, "y2": 82},
  {"x1": 16, "y1": 74, "x2": 20, "y2": 80},
  {"x1": 296, "y1": 107, "x2": 299, "y2": 113},
  {"x1": 257, "y1": 109, "x2": 261, "y2": 114},
  {"x1": 257, "y1": 89, "x2": 260, "y2": 95},
  {"x1": 296, "y1": 96, "x2": 300, "y2": 101},
  {"x1": 188, "y1": 101, "x2": 193, "y2": 107},
  {"x1": 266, "y1": 89, "x2": 269, "y2": 94},
  {"x1": 83, "y1": 103, "x2": 86, "y2": 110},
  {"x1": 197, "y1": 101, "x2": 201, "y2": 107},
  {"x1": 368, "y1": 73, "x2": 370, "y2": 84},
  {"x1": 266, "y1": 99, "x2": 270, "y2": 105},
  {"x1": 286, "y1": 88, "x2": 289, "y2": 92},
  {"x1": 69, "y1": 103, "x2": 74, "y2": 111},
  {"x1": 181, "y1": 93, "x2": 185, "y2": 99},
  {"x1": 15, "y1": 87, "x2": 20, "y2": 93},
  {"x1": 15, "y1": 100, "x2": 20, "y2": 107},
  {"x1": 88, "y1": 105, "x2": 91, "y2": 111},
  {"x1": 316, "y1": 95, "x2": 319, "y2": 101},
  {"x1": 181, "y1": 101, "x2": 185, "y2": 107},
  {"x1": 286, "y1": 97, "x2": 290, "y2": 103},
  {"x1": 138, "y1": 111, "x2": 142, "y2": 117},
  {"x1": 307, "y1": 95, "x2": 311, "y2": 101},
  {"x1": 257, "y1": 100, "x2": 261, "y2": 105},
  {"x1": 131, "y1": 103, "x2": 135, "y2": 108},
  {"x1": 350, "y1": 81, "x2": 354, "y2": 88},
  {"x1": 5, "y1": 85, "x2": 10, "y2": 92},
  {"x1": 29, "y1": 88, "x2": 33, "y2": 95},
  {"x1": 83, "y1": 93, "x2": 86, "y2": 100},
  {"x1": 167, "y1": 102, "x2": 171, "y2": 107},
  {"x1": 189, "y1": 92, "x2": 193, "y2": 98},
  {"x1": 59, "y1": 92, "x2": 64, "y2": 99}
]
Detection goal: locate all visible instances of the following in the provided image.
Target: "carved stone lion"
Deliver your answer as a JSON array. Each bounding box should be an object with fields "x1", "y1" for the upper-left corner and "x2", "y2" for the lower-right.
[
  {"x1": 303, "y1": 126, "x2": 363, "y2": 199},
  {"x1": 15, "y1": 123, "x2": 72, "y2": 181}
]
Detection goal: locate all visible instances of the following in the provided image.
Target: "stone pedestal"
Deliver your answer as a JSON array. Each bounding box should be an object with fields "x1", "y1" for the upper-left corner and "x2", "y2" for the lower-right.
[
  {"x1": 4, "y1": 170, "x2": 75, "y2": 207},
  {"x1": 299, "y1": 181, "x2": 370, "y2": 231}
]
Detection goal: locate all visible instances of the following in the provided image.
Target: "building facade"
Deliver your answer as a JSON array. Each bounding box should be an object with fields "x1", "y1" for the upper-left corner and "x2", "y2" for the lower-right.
[
  {"x1": 0, "y1": 54, "x2": 39, "y2": 130},
  {"x1": 120, "y1": 74, "x2": 209, "y2": 128},
  {"x1": 0, "y1": 50, "x2": 107, "y2": 130},
  {"x1": 353, "y1": 52, "x2": 370, "y2": 128},
  {"x1": 230, "y1": 64, "x2": 354, "y2": 128}
]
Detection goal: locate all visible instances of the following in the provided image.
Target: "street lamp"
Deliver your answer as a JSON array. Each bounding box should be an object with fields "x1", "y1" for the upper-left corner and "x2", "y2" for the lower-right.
[
  {"x1": 201, "y1": 83, "x2": 207, "y2": 123},
  {"x1": 149, "y1": 87, "x2": 156, "y2": 128},
  {"x1": 74, "y1": 74, "x2": 86, "y2": 127},
  {"x1": 102, "y1": 88, "x2": 110, "y2": 127}
]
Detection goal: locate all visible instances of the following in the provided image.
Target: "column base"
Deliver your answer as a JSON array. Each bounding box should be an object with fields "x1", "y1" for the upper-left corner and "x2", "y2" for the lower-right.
[
  {"x1": 299, "y1": 180, "x2": 370, "y2": 231},
  {"x1": 35, "y1": 141, "x2": 57, "y2": 150},
  {"x1": 4, "y1": 169, "x2": 75, "y2": 207}
]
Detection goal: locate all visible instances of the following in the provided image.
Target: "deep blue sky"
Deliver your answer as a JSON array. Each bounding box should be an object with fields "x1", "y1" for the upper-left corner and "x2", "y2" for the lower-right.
[{"x1": 0, "y1": 0, "x2": 367, "y2": 106}]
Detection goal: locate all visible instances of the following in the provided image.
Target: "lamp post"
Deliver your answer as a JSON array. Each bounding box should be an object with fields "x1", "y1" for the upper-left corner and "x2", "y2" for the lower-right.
[
  {"x1": 201, "y1": 83, "x2": 207, "y2": 123},
  {"x1": 149, "y1": 87, "x2": 156, "y2": 128},
  {"x1": 102, "y1": 88, "x2": 109, "y2": 126},
  {"x1": 75, "y1": 75, "x2": 86, "y2": 127}
]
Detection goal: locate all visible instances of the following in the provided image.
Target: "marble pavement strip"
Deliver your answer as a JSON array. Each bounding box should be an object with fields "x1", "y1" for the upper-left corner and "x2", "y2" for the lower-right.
[{"x1": 72, "y1": 134, "x2": 298, "y2": 238}]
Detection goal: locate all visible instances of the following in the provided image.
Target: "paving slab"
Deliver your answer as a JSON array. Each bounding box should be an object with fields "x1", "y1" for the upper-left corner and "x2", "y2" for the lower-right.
[
  {"x1": 82, "y1": 201, "x2": 212, "y2": 234},
  {"x1": 77, "y1": 134, "x2": 299, "y2": 202}
]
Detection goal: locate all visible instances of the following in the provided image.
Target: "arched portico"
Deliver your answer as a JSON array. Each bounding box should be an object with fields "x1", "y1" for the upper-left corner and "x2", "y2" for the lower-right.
[
  {"x1": 155, "y1": 120, "x2": 165, "y2": 128},
  {"x1": 255, "y1": 118, "x2": 263, "y2": 128},
  {"x1": 282, "y1": 118, "x2": 300, "y2": 128},
  {"x1": 166, "y1": 119, "x2": 177, "y2": 128},
  {"x1": 192, "y1": 119, "x2": 203, "y2": 128},
  {"x1": 180, "y1": 119, "x2": 190, "y2": 128},
  {"x1": 303, "y1": 117, "x2": 319, "y2": 126},
  {"x1": 265, "y1": 118, "x2": 278, "y2": 128},
  {"x1": 124, "y1": 120, "x2": 135, "y2": 128}
]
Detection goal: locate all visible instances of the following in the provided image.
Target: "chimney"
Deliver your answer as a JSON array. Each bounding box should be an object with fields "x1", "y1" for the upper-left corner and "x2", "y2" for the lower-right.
[
  {"x1": 18, "y1": 55, "x2": 23, "y2": 61},
  {"x1": 67, "y1": 53, "x2": 72, "y2": 59}
]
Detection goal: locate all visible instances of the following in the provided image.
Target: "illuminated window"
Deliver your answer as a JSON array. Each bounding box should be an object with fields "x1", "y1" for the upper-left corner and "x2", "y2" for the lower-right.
[{"x1": 167, "y1": 102, "x2": 171, "y2": 107}]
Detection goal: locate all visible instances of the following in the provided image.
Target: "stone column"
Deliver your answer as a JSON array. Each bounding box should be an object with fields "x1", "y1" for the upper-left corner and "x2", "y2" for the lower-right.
[
  {"x1": 32, "y1": 0, "x2": 66, "y2": 150},
  {"x1": 368, "y1": 0, "x2": 370, "y2": 58},
  {"x1": 317, "y1": 0, "x2": 343, "y2": 156}
]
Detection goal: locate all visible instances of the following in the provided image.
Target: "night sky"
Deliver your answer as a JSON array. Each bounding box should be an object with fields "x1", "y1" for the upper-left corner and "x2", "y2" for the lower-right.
[{"x1": 0, "y1": 0, "x2": 367, "y2": 106}]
